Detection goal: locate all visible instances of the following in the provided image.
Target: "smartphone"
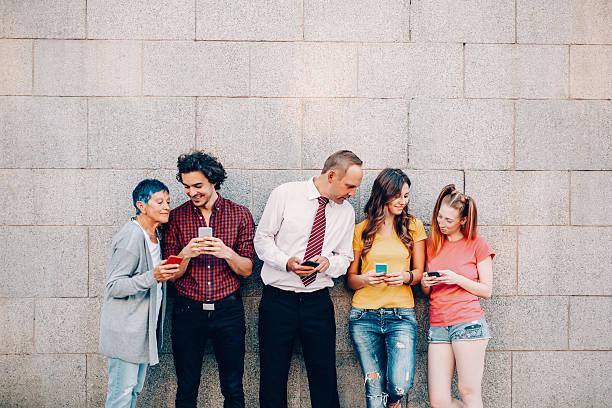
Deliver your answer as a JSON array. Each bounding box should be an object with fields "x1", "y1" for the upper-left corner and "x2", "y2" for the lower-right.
[
  {"x1": 166, "y1": 255, "x2": 184, "y2": 265},
  {"x1": 198, "y1": 227, "x2": 213, "y2": 238},
  {"x1": 301, "y1": 260, "x2": 320, "y2": 268},
  {"x1": 427, "y1": 271, "x2": 441, "y2": 278},
  {"x1": 375, "y1": 263, "x2": 388, "y2": 274}
]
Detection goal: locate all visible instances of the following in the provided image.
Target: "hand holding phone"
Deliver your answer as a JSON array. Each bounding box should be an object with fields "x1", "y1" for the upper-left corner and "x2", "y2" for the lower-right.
[
  {"x1": 427, "y1": 271, "x2": 441, "y2": 278},
  {"x1": 165, "y1": 255, "x2": 184, "y2": 265},
  {"x1": 301, "y1": 260, "x2": 320, "y2": 268}
]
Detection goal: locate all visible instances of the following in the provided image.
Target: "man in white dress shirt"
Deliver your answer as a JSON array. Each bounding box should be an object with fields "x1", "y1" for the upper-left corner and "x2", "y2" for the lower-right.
[{"x1": 254, "y1": 150, "x2": 364, "y2": 408}]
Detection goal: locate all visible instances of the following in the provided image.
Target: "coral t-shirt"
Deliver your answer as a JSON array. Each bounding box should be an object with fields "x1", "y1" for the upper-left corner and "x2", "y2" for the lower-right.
[{"x1": 426, "y1": 235, "x2": 495, "y2": 326}]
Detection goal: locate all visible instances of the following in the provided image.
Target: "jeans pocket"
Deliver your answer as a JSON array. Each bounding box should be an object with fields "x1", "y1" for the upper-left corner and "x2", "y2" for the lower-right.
[
  {"x1": 348, "y1": 308, "x2": 365, "y2": 321},
  {"x1": 453, "y1": 324, "x2": 484, "y2": 340},
  {"x1": 395, "y1": 309, "x2": 416, "y2": 323}
]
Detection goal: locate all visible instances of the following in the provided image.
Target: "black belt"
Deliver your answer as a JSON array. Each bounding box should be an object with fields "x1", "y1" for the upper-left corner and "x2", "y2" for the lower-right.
[{"x1": 176, "y1": 291, "x2": 240, "y2": 311}]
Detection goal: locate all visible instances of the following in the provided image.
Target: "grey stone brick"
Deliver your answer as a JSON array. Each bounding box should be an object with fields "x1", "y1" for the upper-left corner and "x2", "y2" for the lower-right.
[
  {"x1": 35, "y1": 298, "x2": 100, "y2": 353},
  {"x1": 570, "y1": 297, "x2": 612, "y2": 350},
  {"x1": 197, "y1": 0, "x2": 302, "y2": 41},
  {"x1": 219, "y1": 169, "x2": 253, "y2": 210},
  {"x1": 87, "y1": 0, "x2": 195, "y2": 40},
  {"x1": 0, "y1": 354, "x2": 86, "y2": 407},
  {"x1": 0, "y1": 97, "x2": 87, "y2": 168},
  {"x1": 411, "y1": 0, "x2": 514, "y2": 43},
  {"x1": 517, "y1": 0, "x2": 612, "y2": 44},
  {"x1": 409, "y1": 99, "x2": 514, "y2": 170},
  {"x1": 2, "y1": 0, "x2": 86, "y2": 38},
  {"x1": 512, "y1": 351, "x2": 612, "y2": 408},
  {"x1": 250, "y1": 43, "x2": 358, "y2": 97},
  {"x1": 303, "y1": 99, "x2": 409, "y2": 170},
  {"x1": 0, "y1": 40, "x2": 32, "y2": 95},
  {"x1": 143, "y1": 42, "x2": 249, "y2": 96},
  {"x1": 516, "y1": 101, "x2": 612, "y2": 170},
  {"x1": 86, "y1": 354, "x2": 107, "y2": 408},
  {"x1": 0, "y1": 299, "x2": 34, "y2": 354},
  {"x1": 0, "y1": 227, "x2": 88, "y2": 297},
  {"x1": 465, "y1": 171, "x2": 570, "y2": 226},
  {"x1": 29, "y1": 169, "x2": 148, "y2": 226},
  {"x1": 571, "y1": 171, "x2": 612, "y2": 225},
  {"x1": 465, "y1": 44, "x2": 568, "y2": 99},
  {"x1": 88, "y1": 226, "x2": 117, "y2": 298},
  {"x1": 88, "y1": 97, "x2": 195, "y2": 168},
  {"x1": 570, "y1": 45, "x2": 612, "y2": 99},
  {"x1": 518, "y1": 227, "x2": 612, "y2": 295},
  {"x1": 304, "y1": 0, "x2": 409, "y2": 42},
  {"x1": 479, "y1": 226, "x2": 518, "y2": 296},
  {"x1": 0, "y1": 169, "x2": 35, "y2": 225},
  {"x1": 484, "y1": 296, "x2": 568, "y2": 350},
  {"x1": 334, "y1": 296, "x2": 352, "y2": 353},
  {"x1": 33, "y1": 40, "x2": 141, "y2": 96},
  {"x1": 252, "y1": 170, "x2": 303, "y2": 223},
  {"x1": 359, "y1": 43, "x2": 462, "y2": 98},
  {"x1": 197, "y1": 98, "x2": 301, "y2": 169}
]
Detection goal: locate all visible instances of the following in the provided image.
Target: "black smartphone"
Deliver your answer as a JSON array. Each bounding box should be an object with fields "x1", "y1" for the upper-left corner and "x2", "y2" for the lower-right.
[
  {"x1": 302, "y1": 260, "x2": 320, "y2": 268},
  {"x1": 427, "y1": 271, "x2": 441, "y2": 278}
]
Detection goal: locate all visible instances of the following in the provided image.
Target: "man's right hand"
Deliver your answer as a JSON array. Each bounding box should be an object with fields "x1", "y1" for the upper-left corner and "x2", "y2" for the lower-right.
[
  {"x1": 180, "y1": 237, "x2": 207, "y2": 259},
  {"x1": 286, "y1": 257, "x2": 316, "y2": 277}
]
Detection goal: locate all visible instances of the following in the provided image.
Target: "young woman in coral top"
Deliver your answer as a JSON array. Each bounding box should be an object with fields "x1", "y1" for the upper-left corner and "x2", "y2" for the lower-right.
[{"x1": 421, "y1": 184, "x2": 495, "y2": 408}]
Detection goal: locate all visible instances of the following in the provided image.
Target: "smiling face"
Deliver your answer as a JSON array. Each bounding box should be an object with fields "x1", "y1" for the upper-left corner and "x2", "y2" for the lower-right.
[
  {"x1": 436, "y1": 203, "x2": 466, "y2": 237},
  {"x1": 326, "y1": 164, "x2": 363, "y2": 204},
  {"x1": 137, "y1": 190, "x2": 171, "y2": 224},
  {"x1": 181, "y1": 171, "x2": 217, "y2": 209},
  {"x1": 385, "y1": 183, "x2": 410, "y2": 216}
]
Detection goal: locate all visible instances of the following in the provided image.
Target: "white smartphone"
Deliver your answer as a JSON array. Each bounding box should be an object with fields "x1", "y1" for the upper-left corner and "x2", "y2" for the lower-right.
[{"x1": 198, "y1": 227, "x2": 213, "y2": 238}]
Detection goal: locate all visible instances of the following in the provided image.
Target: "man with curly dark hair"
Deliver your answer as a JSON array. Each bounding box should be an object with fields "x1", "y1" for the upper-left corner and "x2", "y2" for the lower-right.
[{"x1": 163, "y1": 150, "x2": 256, "y2": 408}]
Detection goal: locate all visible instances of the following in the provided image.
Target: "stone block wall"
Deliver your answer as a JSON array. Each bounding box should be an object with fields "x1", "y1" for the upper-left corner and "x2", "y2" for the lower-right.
[{"x1": 1, "y1": 1, "x2": 611, "y2": 407}]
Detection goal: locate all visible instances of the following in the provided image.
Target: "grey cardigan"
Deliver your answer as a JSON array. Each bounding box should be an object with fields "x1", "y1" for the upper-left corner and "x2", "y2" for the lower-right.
[{"x1": 99, "y1": 220, "x2": 166, "y2": 365}]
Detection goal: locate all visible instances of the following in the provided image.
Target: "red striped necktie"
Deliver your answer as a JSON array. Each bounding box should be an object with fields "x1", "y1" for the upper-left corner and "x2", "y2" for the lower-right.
[{"x1": 301, "y1": 196, "x2": 329, "y2": 286}]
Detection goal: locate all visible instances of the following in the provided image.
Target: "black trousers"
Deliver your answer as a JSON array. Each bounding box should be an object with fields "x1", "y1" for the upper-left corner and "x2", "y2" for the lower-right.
[
  {"x1": 172, "y1": 293, "x2": 246, "y2": 408},
  {"x1": 258, "y1": 285, "x2": 340, "y2": 408}
]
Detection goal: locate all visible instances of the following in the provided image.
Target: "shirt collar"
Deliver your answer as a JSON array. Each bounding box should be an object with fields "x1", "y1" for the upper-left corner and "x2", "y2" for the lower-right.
[
  {"x1": 189, "y1": 193, "x2": 226, "y2": 216},
  {"x1": 306, "y1": 177, "x2": 336, "y2": 207}
]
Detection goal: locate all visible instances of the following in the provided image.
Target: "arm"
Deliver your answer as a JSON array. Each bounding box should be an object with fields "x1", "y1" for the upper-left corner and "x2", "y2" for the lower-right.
[
  {"x1": 106, "y1": 248, "x2": 157, "y2": 298},
  {"x1": 253, "y1": 187, "x2": 292, "y2": 271},
  {"x1": 407, "y1": 239, "x2": 425, "y2": 284},
  {"x1": 436, "y1": 256, "x2": 493, "y2": 299}
]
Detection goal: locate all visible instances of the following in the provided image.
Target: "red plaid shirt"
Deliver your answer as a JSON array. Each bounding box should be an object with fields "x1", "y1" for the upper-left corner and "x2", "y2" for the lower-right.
[{"x1": 162, "y1": 195, "x2": 256, "y2": 302}]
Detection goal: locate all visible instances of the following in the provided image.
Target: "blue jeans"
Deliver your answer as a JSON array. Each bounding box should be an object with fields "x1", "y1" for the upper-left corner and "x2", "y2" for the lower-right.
[
  {"x1": 105, "y1": 357, "x2": 148, "y2": 408},
  {"x1": 349, "y1": 307, "x2": 417, "y2": 408}
]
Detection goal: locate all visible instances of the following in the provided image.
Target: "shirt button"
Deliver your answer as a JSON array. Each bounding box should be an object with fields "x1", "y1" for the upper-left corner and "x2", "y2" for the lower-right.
[
  {"x1": 208, "y1": 265, "x2": 211, "y2": 269},
  {"x1": 208, "y1": 282, "x2": 211, "y2": 285}
]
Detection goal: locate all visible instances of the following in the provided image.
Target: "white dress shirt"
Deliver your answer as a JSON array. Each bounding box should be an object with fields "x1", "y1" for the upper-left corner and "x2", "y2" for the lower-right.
[{"x1": 254, "y1": 178, "x2": 355, "y2": 292}]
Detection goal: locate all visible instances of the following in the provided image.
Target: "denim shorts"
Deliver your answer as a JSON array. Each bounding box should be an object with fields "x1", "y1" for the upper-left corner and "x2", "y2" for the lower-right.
[{"x1": 428, "y1": 318, "x2": 492, "y2": 343}]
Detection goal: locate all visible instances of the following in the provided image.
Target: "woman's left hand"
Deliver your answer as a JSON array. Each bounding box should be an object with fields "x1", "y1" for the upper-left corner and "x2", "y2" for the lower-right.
[
  {"x1": 383, "y1": 271, "x2": 405, "y2": 286},
  {"x1": 436, "y1": 269, "x2": 464, "y2": 286}
]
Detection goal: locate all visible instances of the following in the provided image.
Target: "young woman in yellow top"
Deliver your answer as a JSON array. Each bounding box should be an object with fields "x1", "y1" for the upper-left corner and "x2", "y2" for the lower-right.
[{"x1": 347, "y1": 168, "x2": 427, "y2": 408}]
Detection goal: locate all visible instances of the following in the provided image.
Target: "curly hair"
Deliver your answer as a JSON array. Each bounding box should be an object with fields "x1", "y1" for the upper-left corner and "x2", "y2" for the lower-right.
[
  {"x1": 176, "y1": 151, "x2": 227, "y2": 190},
  {"x1": 361, "y1": 168, "x2": 415, "y2": 258}
]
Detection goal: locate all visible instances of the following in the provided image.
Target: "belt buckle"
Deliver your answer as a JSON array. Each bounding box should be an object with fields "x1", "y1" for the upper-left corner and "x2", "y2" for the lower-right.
[{"x1": 202, "y1": 303, "x2": 215, "y2": 311}]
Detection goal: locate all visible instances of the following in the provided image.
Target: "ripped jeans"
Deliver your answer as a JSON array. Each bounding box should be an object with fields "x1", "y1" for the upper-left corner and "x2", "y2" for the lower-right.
[{"x1": 349, "y1": 307, "x2": 417, "y2": 408}]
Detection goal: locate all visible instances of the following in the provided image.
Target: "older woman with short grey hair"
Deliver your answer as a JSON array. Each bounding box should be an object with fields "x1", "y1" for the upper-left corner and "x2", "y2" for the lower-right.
[{"x1": 99, "y1": 179, "x2": 180, "y2": 408}]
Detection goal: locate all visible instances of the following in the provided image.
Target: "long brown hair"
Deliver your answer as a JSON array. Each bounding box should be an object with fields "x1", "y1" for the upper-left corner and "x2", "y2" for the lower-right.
[
  {"x1": 361, "y1": 169, "x2": 415, "y2": 257},
  {"x1": 429, "y1": 184, "x2": 478, "y2": 257}
]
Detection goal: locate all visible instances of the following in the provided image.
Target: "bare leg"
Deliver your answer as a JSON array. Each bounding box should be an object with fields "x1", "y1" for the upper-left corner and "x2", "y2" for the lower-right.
[
  {"x1": 427, "y1": 344, "x2": 463, "y2": 408},
  {"x1": 452, "y1": 340, "x2": 488, "y2": 408}
]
